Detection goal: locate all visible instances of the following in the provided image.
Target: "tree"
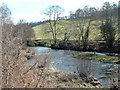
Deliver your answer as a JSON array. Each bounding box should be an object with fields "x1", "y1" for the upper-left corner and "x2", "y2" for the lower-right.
[
  {"x1": 0, "y1": 4, "x2": 35, "y2": 88},
  {"x1": 0, "y1": 3, "x2": 13, "y2": 88},
  {"x1": 62, "y1": 20, "x2": 75, "y2": 42},
  {"x1": 100, "y1": 2, "x2": 117, "y2": 49},
  {"x1": 43, "y1": 5, "x2": 64, "y2": 44},
  {"x1": 15, "y1": 19, "x2": 35, "y2": 47},
  {"x1": 82, "y1": 20, "x2": 92, "y2": 50},
  {"x1": 69, "y1": 11, "x2": 75, "y2": 19},
  {"x1": 100, "y1": 17, "x2": 116, "y2": 49},
  {"x1": 89, "y1": 7, "x2": 98, "y2": 19},
  {"x1": 101, "y1": 2, "x2": 115, "y2": 19},
  {"x1": 0, "y1": 3, "x2": 12, "y2": 25},
  {"x1": 118, "y1": 1, "x2": 120, "y2": 41},
  {"x1": 74, "y1": 7, "x2": 92, "y2": 50}
]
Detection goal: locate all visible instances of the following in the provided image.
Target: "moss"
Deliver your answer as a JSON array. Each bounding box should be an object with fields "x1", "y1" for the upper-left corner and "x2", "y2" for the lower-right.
[{"x1": 74, "y1": 52, "x2": 120, "y2": 63}]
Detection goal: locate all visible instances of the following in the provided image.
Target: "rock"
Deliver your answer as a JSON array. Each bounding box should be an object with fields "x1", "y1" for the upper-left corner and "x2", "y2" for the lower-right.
[
  {"x1": 85, "y1": 79, "x2": 90, "y2": 83},
  {"x1": 83, "y1": 83, "x2": 86, "y2": 86},
  {"x1": 93, "y1": 77, "x2": 98, "y2": 81},
  {"x1": 74, "y1": 76, "x2": 78, "y2": 80},
  {"x1": 91, "y1": 81, "x2": 100, "y2": 86},
  {"x1": 84, "y1": 77, "x2": 102, "y2": 87},
  {"x1": 61, "y1": 78, "x2": 69, "y2": 82},
  {"x1": 74, "y1": 71, "x2": 76, "y2": 73},
  {"x1": 38, "y1": 65, "x2": 44, "y2": 68},
  {"x1": 110, "y1": 85, "x2": 119, "y2": 90}
]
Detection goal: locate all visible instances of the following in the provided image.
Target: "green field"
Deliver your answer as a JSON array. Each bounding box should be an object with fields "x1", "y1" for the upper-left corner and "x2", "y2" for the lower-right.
[{"x1": 32, "y1": 19, "x2": 119, "y2": 41}]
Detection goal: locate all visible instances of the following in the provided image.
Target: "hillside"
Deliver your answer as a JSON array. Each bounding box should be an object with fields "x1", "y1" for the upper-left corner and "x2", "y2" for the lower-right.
[{"x1": 32, "y1": 19, "x2": 119, "y2": 41}]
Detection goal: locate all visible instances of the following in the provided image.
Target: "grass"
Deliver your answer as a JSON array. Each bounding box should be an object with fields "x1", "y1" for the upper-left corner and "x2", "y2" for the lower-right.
[
  {"x1": 74, "y1": 52, "x2": 120, "y2": 63},
  {"x1": 32, "y1": 19, "x2": 103, "y2": 40},
  {"x1": 32, "y1": 22, "x2": 52, "y2": 39},
  {"x1": 32, "y1": 18, "x2": 119, "y2": 41}
]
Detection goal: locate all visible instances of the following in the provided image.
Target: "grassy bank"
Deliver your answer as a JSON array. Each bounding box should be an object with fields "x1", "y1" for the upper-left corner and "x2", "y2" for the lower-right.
[{"x1": 73, "y1": 52, "x2": 120, "y2": 63}]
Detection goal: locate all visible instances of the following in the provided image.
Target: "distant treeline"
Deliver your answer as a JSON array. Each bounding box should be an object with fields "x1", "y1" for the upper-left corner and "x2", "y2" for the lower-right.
[
  {"x1": 69, "y1": 3, "x2": 118, "y2": 20},
  {"x1": 29, "y1": 21, "x2": 48, "y2": 27},
  {"x1": 29, "y1": 2, "x2": 119, "y2": 27}
]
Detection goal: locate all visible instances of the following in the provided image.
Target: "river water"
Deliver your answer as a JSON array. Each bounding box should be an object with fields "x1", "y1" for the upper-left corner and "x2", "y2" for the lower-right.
[{"x1": 29, "y1": 47, "x2": 119, "y2": 88}]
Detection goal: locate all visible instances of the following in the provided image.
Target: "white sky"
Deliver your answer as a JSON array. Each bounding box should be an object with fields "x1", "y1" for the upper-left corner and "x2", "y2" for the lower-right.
[{"x1": 0, "y1": 0, "x2": 119, "y2": 23}]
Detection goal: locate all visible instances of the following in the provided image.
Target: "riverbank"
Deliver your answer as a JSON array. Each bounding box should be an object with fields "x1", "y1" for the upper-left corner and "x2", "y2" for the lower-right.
[
  {"x1": 35, "y1": 68, "x2": 103, "y2": 88},
  {"x1": 27, "y1": 39, "x2": 120, "y2": 64},
  {"x1": 27, "y1": 39, "x2": 120, "y2": 54},
  {"x1": 5, "y1": 47, "x2": 104, "y2": 88},
  {"x1": 73, "y1": 52, "x2": 120, "y2": 64}
]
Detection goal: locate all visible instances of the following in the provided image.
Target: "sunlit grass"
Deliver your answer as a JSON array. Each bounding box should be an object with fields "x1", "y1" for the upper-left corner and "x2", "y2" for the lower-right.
[
  {"x1": 32, "y1": 19, "x2": 102, "y2": 40},
  {"x1": 74, "y1": 52, "x2": 120, "y2": 63}
]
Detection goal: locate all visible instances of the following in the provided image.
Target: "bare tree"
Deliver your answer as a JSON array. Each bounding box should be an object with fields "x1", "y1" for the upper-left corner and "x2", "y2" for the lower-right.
[
  {"x1": 0, "y1": 3, "x2": 13, "y2": 88},
  {"x1": 74, "y1": 7, "x2": 93, "y2": 50},
  {"x1": 60, "y1": 20, "x2": 75, "y2": 42},
  {"x1": 0, "y1": 3, "x2": 35, "y2": 88},
  {"x1": 76, "y1": 59, "x2": 92, "y2": 78},
  {"x1": 0, "y1": 3, "x2": 12, "y2": 25},
  {"x1": 15, "y1": 19, "x2": 35, "y2": 47},
  {"x1": 43, "y1": 5, "x2": 64, "y2": 44}
]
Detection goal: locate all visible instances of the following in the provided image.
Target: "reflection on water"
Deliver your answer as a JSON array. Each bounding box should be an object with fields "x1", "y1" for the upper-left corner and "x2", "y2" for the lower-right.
[{"x1": 29, "y1": 47, "x2": 119, "y2": 88}]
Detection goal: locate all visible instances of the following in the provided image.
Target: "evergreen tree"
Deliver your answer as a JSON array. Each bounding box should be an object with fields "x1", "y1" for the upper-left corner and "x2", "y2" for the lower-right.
[{"x1": 100, "y1": 17, "x2": 116, "y2": 49}]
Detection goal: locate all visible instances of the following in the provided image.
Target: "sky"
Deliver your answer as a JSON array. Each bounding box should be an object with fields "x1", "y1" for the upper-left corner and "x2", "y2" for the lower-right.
[{"x1": 0, "y1": 0, "x2": 119, "y2": 23}]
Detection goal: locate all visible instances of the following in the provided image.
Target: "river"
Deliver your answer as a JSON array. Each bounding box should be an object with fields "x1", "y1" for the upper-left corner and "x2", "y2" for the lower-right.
[{"x1": 28, "y1": 47, "x2": 119, "y2": 88}]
